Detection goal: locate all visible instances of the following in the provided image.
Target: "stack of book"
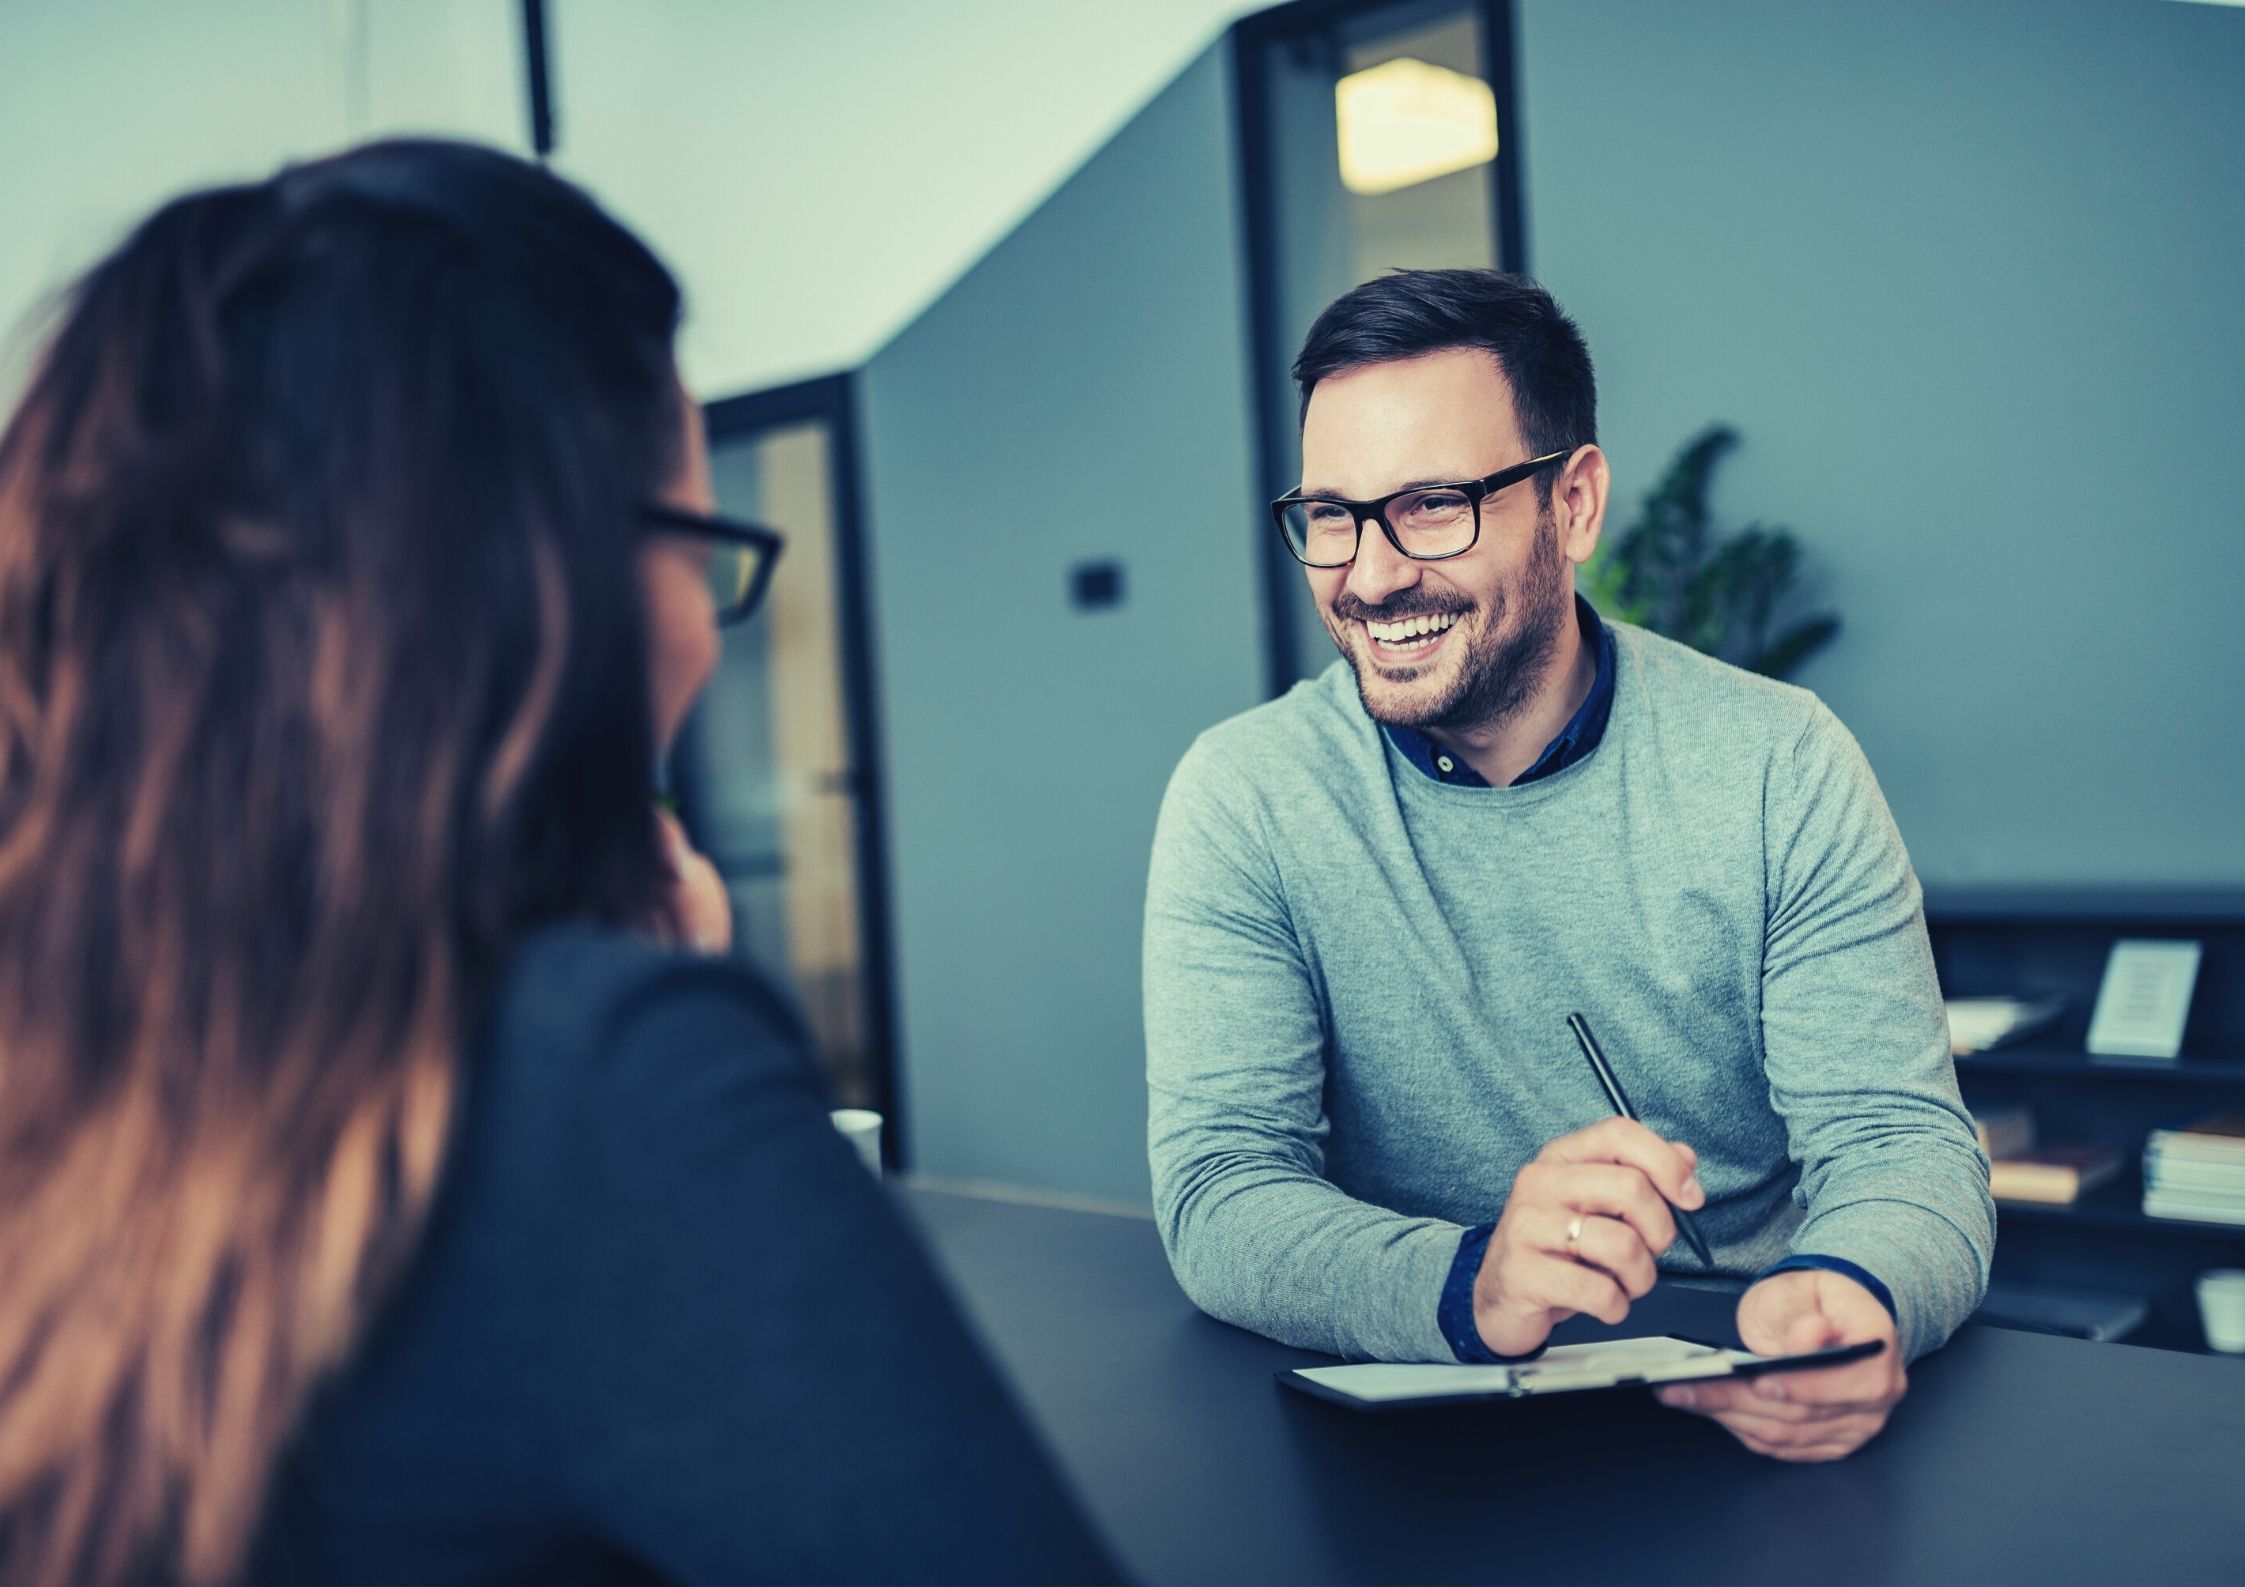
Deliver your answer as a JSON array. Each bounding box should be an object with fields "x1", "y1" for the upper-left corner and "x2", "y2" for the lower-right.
[
  {"x1": 1946, "y1": 996, "x2": 2065, "y2": 1056},
  {"x1": 2143, "y1": 1112, "x2": 2245, "y2": 1226},
  {"x1": 1991, "y1": 1145, "x2": 2123, "y2": 1204},
  {"x1": 1970, "y1": 1103, "x2": 2124, "y2": 1205}
]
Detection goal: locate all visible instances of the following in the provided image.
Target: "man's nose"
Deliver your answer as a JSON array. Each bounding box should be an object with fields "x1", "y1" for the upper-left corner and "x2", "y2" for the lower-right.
[{"x1": 1344, "y1": 517, "x2": 1420, "y2": 607}]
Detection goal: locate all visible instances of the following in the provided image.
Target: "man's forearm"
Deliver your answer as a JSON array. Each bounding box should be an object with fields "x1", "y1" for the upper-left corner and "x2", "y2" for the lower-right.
[
  {"x1": 1151, "y1": 1120, "x2": 1466, "y2": 1362},
  {"x1": 1788, "y1": 1171, "x2": 1993, "y2": 1361}
]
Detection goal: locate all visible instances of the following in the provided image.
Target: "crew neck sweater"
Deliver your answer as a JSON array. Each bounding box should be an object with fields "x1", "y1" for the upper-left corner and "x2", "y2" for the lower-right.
[{"x1": 1143, "y1": 621, "x2": 1994, "y2": 1366}]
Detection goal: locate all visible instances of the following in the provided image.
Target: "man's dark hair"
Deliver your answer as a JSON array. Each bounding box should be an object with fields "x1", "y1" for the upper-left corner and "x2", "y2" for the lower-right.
[{"x1": 1291, "y1": 269, "x2": 1598, "y2": 494}]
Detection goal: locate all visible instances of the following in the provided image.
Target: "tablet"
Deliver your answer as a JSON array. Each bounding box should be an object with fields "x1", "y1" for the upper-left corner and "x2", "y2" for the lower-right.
[{"x1": 1279, "y1": 1334, "x2": 1884, "y2": 1412}]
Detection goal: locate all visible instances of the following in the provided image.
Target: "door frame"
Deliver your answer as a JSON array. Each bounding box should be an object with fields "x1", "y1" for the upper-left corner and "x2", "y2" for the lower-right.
[
  {"x1": 1229, "y1": 0, "x2": 1525, "y2": 695},
  {"x1": 696, "y1": 372, "x2": 905, "y2": 1167}
]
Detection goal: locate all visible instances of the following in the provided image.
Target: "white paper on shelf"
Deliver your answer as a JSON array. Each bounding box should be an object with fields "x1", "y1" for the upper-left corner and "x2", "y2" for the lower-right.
[{"x1": 2086, "y1": 940, "x2": 2201, "y2": 1060}]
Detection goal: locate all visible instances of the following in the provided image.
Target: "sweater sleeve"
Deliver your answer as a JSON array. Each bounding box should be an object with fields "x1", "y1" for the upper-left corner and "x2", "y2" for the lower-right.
[
  {"x1": 1144, "y1": 738, "x2": 1467, "y2": 1363},
  {"x1": 551, "y1": 963, "x2": 1124, "y2": 1586},
  {"x1": 1759, "y1": 704, "x2": 1996, "y2": 1361}
]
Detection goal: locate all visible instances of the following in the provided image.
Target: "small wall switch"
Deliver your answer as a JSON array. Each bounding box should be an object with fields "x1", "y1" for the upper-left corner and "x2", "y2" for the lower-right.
[{"x1": 1070, "y1": 560, "x2": 1126, "y2": 610}]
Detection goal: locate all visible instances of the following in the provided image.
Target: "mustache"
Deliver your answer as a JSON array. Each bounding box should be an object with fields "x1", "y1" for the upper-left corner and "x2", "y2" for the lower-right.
[{"x1": 1330, "y1": 594, "x2": 1472, "y2": 624}]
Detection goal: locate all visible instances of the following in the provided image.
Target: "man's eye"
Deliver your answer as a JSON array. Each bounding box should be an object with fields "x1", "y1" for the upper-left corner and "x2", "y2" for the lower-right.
[{"x1": 1303, "y1": 502, "x2": 1354, "y2": 526}]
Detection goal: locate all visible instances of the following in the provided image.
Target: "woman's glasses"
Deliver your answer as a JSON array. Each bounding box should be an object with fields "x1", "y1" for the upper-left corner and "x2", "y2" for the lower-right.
[{"x1": 640, "y1": 503, "x2": 785, "y2": 626}]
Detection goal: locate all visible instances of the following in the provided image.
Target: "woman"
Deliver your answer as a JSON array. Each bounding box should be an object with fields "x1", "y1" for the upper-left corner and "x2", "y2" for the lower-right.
[{"x1": 0, "y1": 140, "x2": 1119, "y2": 1586}]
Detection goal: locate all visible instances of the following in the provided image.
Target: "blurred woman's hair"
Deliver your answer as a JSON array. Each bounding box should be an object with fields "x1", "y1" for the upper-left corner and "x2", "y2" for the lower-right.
[{"x1": 0, "y1": 140, "x2": 684, "y2": 1583}]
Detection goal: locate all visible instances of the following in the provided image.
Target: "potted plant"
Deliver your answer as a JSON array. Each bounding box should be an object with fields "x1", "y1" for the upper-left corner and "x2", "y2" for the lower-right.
[{"x1": 1582, "y1": 424, "x2": 1838, "y2": 681}]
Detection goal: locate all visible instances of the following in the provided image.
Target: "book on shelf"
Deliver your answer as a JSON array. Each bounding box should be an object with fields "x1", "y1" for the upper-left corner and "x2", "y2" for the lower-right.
[
  {"x1": 1990, "y1": 1145, "x2": 2123, "y2": 1204},
  {"x1": 2147, "y1": 1111, "x2": 2245, "y2": 1164},
  {"x1": 2141, "y1": 1111, "x2": 2245, "y2": 1222},
  {"x1": 1970, "y1": 1103, "x2": 2035, "y2": 1160},
  {"x1": 1945, "y1": 996, "x2": 2066, "y2": 1056},
  {"x1": 2140, "y1": 1192, "x2": 2245, "y2": 1227},
  {"x1": 2144, "y1": 1156, "x2": 2245, "y2": 1194}
]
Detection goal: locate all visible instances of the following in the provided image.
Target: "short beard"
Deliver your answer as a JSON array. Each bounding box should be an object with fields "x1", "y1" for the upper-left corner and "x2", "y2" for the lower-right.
[{"x1": 1330, "y1": 508, "x2": 1572, "y2": 736}]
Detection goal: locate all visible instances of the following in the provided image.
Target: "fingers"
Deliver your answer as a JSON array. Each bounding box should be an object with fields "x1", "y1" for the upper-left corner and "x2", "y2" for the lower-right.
[
  {"x1": 1655, "y1": 1378, "x2": 1897, "y2": 1461},
  {"x1": 1561, "y1": 1212, "x2": 1660, "y2": 1300},
  {"x1": 1658, "y1": 1362, "x2": 1901, "y2": 1420},
  {"x1": 1479, "y1": 1122, "x2": 1705, "y2": 1348},
  {"x1": 1518, "y1": 1160, "x2": 1680, "y2": 1257},
  {"x1": 1737, "y1": 1271, "x2": 1846, "y2": 1356},
  {"x1": 1720, "y1": 1412, "x2": 1884, "y2": 1462},
  {"x1": 1540, "y1": 1117, "x2": 1704, "y2": 1212},
  {"x1": 1758, "y1": 1354, "x2": 1903, "y2": 1411},
  {"x1": 1734, "y1": 1273, "x2": 1902, "y2": 1411},
  {"x1": 1519, "y1": 1252, "x2": 1633, "y2": 1326}
]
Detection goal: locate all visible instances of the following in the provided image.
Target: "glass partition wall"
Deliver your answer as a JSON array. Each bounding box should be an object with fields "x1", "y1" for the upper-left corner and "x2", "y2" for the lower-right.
[
  {"x1": 1235, "y1": 0, "x2": 1524, "y2": 691},
  {"x1": 671, "y1": 376, "x2": 898, "y2": 1155}
]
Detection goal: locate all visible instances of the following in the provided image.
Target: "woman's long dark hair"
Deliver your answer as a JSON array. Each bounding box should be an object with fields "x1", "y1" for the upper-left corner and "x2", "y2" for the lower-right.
[{"x1": 0, "y1": 139, "x2": 685, "y2": 1583}]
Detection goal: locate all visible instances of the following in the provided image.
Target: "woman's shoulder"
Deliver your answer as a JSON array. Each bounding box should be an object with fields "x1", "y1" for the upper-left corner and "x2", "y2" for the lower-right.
[
  {"x1": 489, "y1": 922, "x2": 811, "y2": 1065},
  {"x1": 467, "y1": 923, "x2": 823, "y2": 1162}
]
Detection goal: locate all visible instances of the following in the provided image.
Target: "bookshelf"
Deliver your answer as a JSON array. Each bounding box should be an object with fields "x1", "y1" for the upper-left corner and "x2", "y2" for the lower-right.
[
  {"x1": 1926, "y1": 889, "x2": 2245, "y2": 1355},
  {"x1": 1992, "y1": 1176, "x2": 2245, "y2": 1236},
  {"x1": 1957, "y1": 1044, "x2": 2245, "y2": 1086}
]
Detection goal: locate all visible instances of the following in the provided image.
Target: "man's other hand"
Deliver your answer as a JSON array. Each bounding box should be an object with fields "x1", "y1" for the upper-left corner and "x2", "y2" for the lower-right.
[
  {"x1": 1471, "y1": 1118, "x2": 1703, "y2": 1357},
  {"x1": 1655, "y1": 1267, "x2": 1905, "y2": 1461}
]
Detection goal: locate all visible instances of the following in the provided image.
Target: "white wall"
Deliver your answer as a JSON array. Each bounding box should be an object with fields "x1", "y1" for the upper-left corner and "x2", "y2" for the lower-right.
[
  {"x1": 546, "y1": 0, "x2": 1257, "y2": 397},
  {"x1": 0, "y1": 0, "x2": 1256, "y2": 403},
  {"x1": 1518, "y1": 0, "x2": 2245, "y2": 892},
  {"x1": 0, "y1": 0, "x2": 522, "y2": 368}
]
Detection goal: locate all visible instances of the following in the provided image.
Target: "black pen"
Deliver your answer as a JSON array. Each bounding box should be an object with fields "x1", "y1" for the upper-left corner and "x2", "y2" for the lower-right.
[{"x1": 1565, "y1": 1012, "x2": 1715, "y2": 1268}]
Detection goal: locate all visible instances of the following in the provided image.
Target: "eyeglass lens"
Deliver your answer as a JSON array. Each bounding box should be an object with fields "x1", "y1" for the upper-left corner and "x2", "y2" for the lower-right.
[
  {"x1": 1280, "y1": 486, "x2": 1478, "y2": 567},
  {"x1": 706, "y1": 542, "x2": 756, "y2": 622}
]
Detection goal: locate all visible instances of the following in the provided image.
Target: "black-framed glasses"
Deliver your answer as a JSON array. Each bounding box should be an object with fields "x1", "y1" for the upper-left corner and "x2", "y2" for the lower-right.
[
  {"x1": 1270, "y1": 449, "x2": 1574, "y2": 568},
  {"x1": 640, "y1": 503, "x2": 785, "y2": 626}
]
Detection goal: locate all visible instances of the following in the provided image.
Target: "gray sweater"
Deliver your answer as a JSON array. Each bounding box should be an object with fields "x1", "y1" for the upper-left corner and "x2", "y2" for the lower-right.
[{"x1": 1144, "y1": 622, "x2": 1993, "y2": 1365}]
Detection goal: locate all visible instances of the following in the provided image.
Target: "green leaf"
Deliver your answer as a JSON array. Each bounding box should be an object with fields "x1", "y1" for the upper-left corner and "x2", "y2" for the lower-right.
[
  {"x1": 1752, "y1": 614, "x2": 1841, "y2": 680},
  {"x1": 1590, "y1": 425, "x2": 1841, "y2": 681}
]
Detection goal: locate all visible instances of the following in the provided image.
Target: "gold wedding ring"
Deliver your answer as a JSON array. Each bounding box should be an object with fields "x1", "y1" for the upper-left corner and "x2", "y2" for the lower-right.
[{"x1": 1565, "y1": 1214, "x2": 1585, "y2": 1252}]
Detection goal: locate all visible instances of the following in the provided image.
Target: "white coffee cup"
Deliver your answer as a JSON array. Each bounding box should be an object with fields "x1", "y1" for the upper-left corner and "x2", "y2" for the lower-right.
[
  {"x1": 830, "y1": 1108, "x2": 883, "y2": 1177},
  {"x1": 2196, "y1": 1268, "x2": 2245, "y2": 1353}
]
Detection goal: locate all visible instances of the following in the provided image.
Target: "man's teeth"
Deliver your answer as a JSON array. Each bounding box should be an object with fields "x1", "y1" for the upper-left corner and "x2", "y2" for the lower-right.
[{"x1": 1366, "y1": 612, "x2": 1460, "y2": 645}]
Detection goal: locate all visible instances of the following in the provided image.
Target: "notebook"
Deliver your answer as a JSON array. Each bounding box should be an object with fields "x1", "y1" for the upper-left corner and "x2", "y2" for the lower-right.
[{"x1": 1279, "y1": 1334, "x2": 1882, "y2": 1411}]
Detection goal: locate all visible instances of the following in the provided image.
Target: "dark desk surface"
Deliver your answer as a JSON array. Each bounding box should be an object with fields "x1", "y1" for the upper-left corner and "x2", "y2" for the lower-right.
[{"x1": 902, "y1": 1185, "x2": 2245, "y2": 1587}]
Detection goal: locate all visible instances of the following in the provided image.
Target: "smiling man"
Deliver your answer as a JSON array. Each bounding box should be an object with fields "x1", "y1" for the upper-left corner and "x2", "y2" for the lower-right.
[{"x1": 1143, "y1": 269, "x2": 1993, "y2": 1461}]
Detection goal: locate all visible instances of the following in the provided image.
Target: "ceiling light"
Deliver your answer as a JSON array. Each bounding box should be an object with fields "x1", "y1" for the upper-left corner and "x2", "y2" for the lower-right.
[{"x1": 1335, "y1": 57, "x2": 1498, "y2": 197}]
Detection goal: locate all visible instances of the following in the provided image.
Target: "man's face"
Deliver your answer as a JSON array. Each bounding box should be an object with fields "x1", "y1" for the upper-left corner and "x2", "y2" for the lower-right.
[{"x1": 1298, "y1": 348, "x2": 1577, "y2": 735}]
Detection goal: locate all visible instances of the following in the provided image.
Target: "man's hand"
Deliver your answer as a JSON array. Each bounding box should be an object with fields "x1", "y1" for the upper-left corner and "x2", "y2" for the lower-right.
[
  {"x1": 1655, "y1": 1267, "x2": 1904, "y2": 1461},
  {"x1": 1472, "y1": 1119, "x2": 1703, "y2": 1357},
  {"x1": 656, "y1": 806, "x2": 732, "y2": 955}
]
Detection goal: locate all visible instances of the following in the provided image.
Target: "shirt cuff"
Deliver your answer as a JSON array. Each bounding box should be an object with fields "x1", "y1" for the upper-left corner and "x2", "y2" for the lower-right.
[
  {"x1": 1758, "y1": 1253, "x2": 1898, "y2": 1320},
  {"x1": 1438, "y1": 1223, "x2": 1546, "y2": 1364}
]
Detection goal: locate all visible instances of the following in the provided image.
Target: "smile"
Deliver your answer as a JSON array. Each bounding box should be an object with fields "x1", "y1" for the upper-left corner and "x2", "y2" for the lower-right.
[{"x1": 1363, "y1": 611, "x2": 1460, "y2": 657}]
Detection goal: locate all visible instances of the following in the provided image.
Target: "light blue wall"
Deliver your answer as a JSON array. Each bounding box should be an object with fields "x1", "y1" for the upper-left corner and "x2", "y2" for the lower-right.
[
  {"x1": 1517, "y1": 0, "x2": 2245, "y2": 891},
  {"x1": 858, "y1": 41, "x2": 1264, "y2": 1203}
]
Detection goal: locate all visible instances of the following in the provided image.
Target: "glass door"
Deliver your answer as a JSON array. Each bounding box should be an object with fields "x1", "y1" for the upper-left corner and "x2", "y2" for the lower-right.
[
  {"x1": 1236, "y1": 0, "x2": 1523, "y2": 689},
  {"x1": 670, "y1": 376, "x2": 897, "y2": 1146}
]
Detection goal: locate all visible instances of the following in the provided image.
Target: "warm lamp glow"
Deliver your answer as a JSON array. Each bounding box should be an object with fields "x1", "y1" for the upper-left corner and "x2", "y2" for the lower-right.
[{"x1": 1335, "y1": 56, "x2": 1498, "y2": 197}]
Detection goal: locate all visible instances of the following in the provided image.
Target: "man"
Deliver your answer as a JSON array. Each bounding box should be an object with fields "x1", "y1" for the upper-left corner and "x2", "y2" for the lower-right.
[{"x1": 1144, "y1": 269, "x2": 1992, "y2": 1461}]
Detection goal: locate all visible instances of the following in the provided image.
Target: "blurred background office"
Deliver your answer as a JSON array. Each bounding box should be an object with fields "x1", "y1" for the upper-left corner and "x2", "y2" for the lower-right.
[{"x1": 5, "y1": 0, "x2": 2241, "y2": 1342}]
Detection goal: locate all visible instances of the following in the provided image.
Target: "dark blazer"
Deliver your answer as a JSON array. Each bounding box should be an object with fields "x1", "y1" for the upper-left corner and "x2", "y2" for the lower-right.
[{"x1": 252, "y1": 924, "x2": 1121, "y2": 1585}]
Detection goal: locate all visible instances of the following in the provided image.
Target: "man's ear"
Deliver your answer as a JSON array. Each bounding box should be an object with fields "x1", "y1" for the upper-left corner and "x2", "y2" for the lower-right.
[{"x1": 1553, "y1": 445, "x2": 1610, "y2": 567}]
